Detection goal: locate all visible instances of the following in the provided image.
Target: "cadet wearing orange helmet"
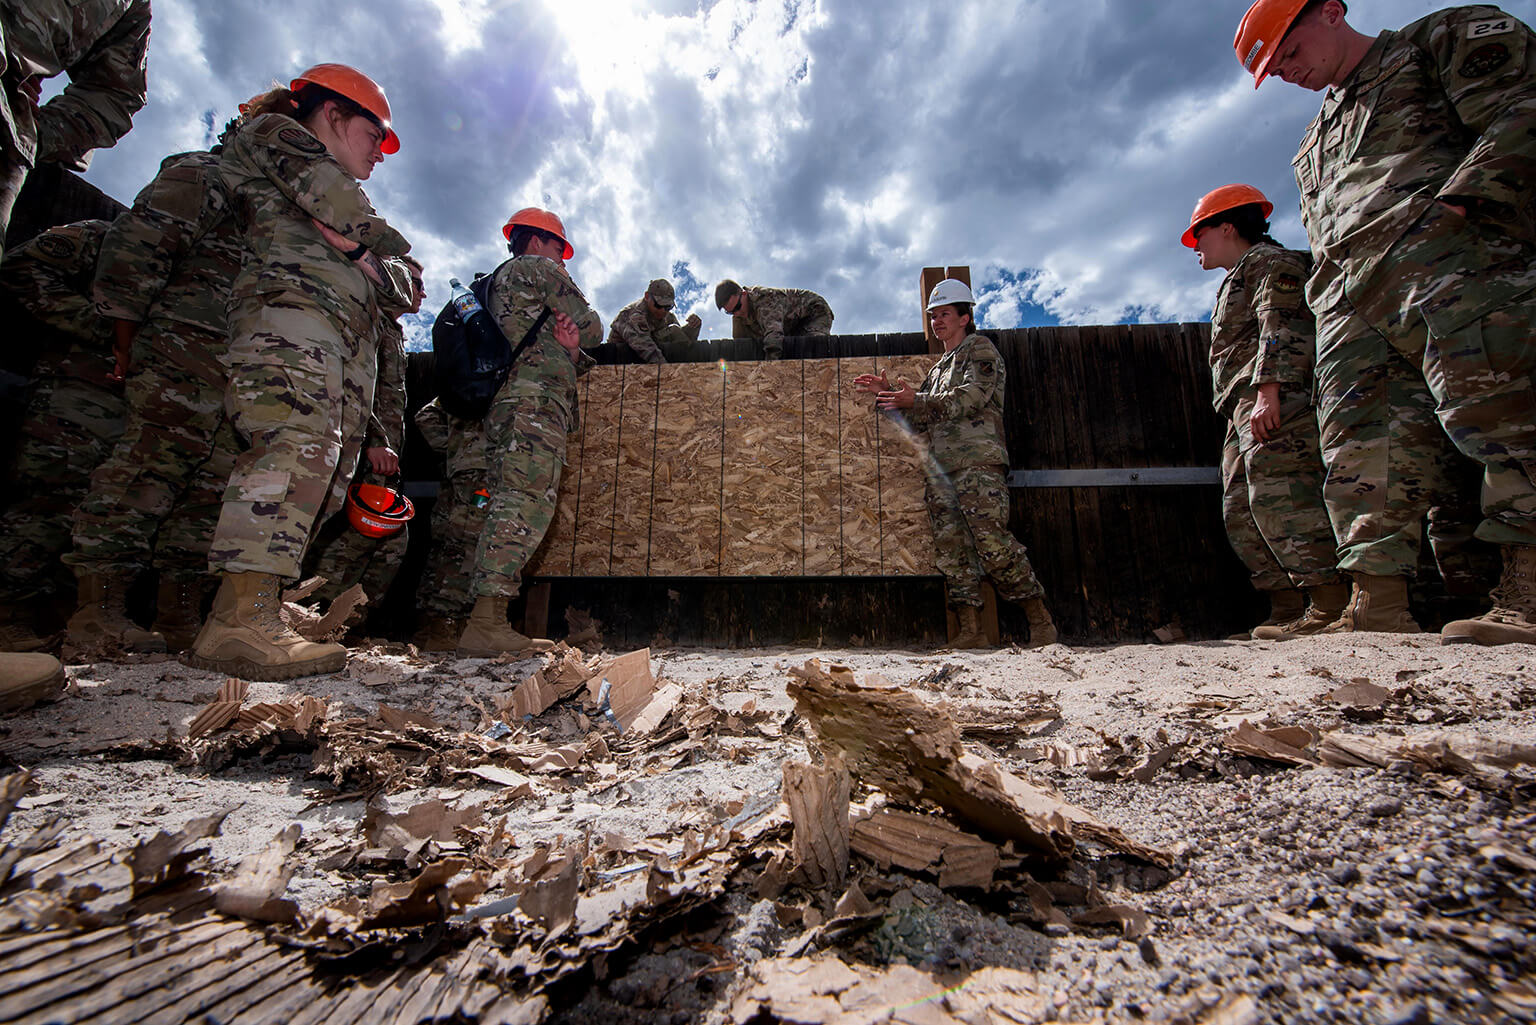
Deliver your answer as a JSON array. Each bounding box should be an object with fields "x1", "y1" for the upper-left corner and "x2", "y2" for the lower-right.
[
  {"x1": 185, "y1": 63, "x2": 415, "y2": 681},
  {"x1": 1185, "y1": 184, "x2": 1347, "y2": 638},
  {"x1": 455, "y1": 208, "x2": 603, "y2": 657},
  {"x1": 1236, "y1": 0, "x2": 1536, "y2": 644}
]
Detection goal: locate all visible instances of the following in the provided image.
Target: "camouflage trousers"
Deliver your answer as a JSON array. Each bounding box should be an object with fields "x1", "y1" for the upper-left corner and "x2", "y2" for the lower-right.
[
  {"x1": 924, "y1": 463, "x2": 1043, "y2": 608},
  {"x1": 1220, "y1": 391, "x2": 1342, "y2": 592},
  {"x1": 0, "y1": 351, "x2": 124, "y2": 600},
  {"x1": 300, "y1": 467, "x2": 408, "y2": 608},
  {"x1": 0, "y1": 151, "x2": 25, "y2": 262},
  {"x1": 67, "y1": 322, "x2": 231, "y2": 576},
  {"x1": 470, "y1": 395, "x2": 569, "y2": 599},
  {"x1": 1316, "y1": 300, "x2": 1512, "y2": 576},
  {"x1": 208, "y1": 301, "x2": 375, "y2": 581},
  {"x1": 420, "y1": 471, "x2": 489, "y2": 617}
]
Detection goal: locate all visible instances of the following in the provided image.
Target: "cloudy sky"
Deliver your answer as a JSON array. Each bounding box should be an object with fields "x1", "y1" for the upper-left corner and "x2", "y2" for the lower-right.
[{"x1": 65, "y1": 0, "x2": 1536, "y2": 349}]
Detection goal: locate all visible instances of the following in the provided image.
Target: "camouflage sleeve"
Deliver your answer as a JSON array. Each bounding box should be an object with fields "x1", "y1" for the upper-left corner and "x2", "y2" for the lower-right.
[
  {"x1": 751, "y1": 289, "x2": 788, "y2": 349},
  {"x1": 366, "y1": 318, "x2": 407, "y2": 451},
  {"x1": 1250, "y1": 256, "x2": 1315, "y2": 388},
  {"x1": 491, "y1": 257, "x2": 600, "y2": 354},
  {"x1": 731, "y1": 314, "x2": 756, "y2": 339},
  {"x1": 0, "y1": 222, "x2": 107, "y2": 339},
  {"x1": 373, "y1": 256, "x2": 415, "y2": 316},
  {"x1": 239, "y1": 115, "x2": 411, "y2": 257},
  {"x1": 611, "y1": 305, "x2": 664, "y2": 363},
  {"x1": 92, "y1": 156, "x2": 212, "y2": 322},
  {"x1": 1420, "y1": 7, "x2": 1536, "y2": 213},
  {"x1": 576, "y1": 307, "x2": 602, "y2": 351},
  {"x1": 413, "y1": 397, "x2": 451, "y2": 455},
  {"x1": 32, "y1": 0, "x2": 150, "y2": 167},
  {"x1": 911, "y1": 338, "x2": 1003, "y2": 426}
]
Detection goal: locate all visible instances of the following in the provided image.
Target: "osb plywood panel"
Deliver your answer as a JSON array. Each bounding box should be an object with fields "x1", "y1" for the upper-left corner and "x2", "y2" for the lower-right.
[
  {"x1": 877, "y1": 355, "x2": 940, "y2": 575},
  {"x1": 721, "y1": 360, "x2": 804, "y2": 577},
  {"x1": 610, "y1": 364, "x2": 659, "y2": 574},
  {"x1": 571, "y1": 364, "x2": 623, "y2": 574},
  {"x1": 649, "y1": 363, "x2": 723, "y2": 575},
  {"x1": 839, "y1": 355, "x2": 883, "y2": 576},
  {"x1": 525, "y1": 370, "x2": 586, "y2": 576},
  {"x1": 802, "y1": 359, "x2": 843, "y2": 575}
]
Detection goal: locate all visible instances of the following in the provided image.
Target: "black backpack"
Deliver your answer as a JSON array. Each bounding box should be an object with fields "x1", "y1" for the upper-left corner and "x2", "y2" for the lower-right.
[{"x1": 431, "y1": 268, "x2": 551, "y2": 420}]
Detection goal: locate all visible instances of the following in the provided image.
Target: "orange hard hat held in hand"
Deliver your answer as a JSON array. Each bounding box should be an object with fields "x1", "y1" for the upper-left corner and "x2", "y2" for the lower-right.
[{"x1": 346, "y1": 482, "x2": 415, "y2": 538}]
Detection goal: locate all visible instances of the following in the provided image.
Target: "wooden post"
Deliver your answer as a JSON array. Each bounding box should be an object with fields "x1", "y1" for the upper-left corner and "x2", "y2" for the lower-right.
[{"x1": 522, "y1": 581, "x2": 552, "y2": 638}]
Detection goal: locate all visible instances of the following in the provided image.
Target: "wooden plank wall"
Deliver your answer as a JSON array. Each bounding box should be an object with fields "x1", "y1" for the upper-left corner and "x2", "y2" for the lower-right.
[{"x1": 525, "y1": 359, "x2": 938, "y2": 579}]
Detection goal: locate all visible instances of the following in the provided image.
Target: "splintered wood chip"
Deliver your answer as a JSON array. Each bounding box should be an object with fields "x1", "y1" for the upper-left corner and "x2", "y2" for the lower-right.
[
  {"x1": 782, "y1": 756, "x2": 850, "y2": 892},
  {"x1": 124, "y1": 809, "x2": 231, "y2": 896},
  {"x1": 850, "y1": 808, "x2": 1000, "y2": 891}
]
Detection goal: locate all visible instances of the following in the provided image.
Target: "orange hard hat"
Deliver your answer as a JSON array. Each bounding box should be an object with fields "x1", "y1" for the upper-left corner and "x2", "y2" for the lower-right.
[
  {"x1": 1182, "y1": 184, "x2": 1274, "y2": 248},
  {"x1": 502, "y1": 207, "x2": 574, "y2": 259},
  {"x1": 346, "y1": 482, "x2": 414, "y2": 538},
  {"x1": 1234, "y1": 0, "x2": 1310, "y2": 87},
  {"x1": 291, "y1": 63, "x2": 400, "y2": 153}
]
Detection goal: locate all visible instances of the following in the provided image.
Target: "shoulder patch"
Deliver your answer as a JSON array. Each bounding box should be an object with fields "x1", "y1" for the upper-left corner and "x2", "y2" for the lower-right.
[
  {"x1": 33, "y1": 234, "x2": 79, "y2": 262},
  {"x1": 1466, "y1": 16, "x2": 1516, "y2": 40},
  {"x1": 277, "y1": 127, "x2": 328, "y2": 155},
  {"x1": 1273, "y1": 273, "x2": 1302, "y2": 295},
  {"x1": 1458, "y1": 41, "x2": 1512, "y2": 77}
]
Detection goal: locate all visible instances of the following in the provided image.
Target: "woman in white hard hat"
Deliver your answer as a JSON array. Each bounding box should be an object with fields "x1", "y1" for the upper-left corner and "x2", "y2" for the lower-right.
[
  {"x1": 854, "y1": 280, "x2": 1056, "y2": 648},
  {"x1": 184, "y1": 63, "x2": 415, "y2": 682}
]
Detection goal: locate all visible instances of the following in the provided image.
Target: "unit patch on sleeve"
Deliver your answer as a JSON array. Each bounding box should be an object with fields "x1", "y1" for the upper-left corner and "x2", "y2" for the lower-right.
[
  {"x1": 1273, "y1": 274, "x2": 1302, "y2": 294},
  {"x1": 1459, "y1": 41, "x2": 1512, "y2": 78},
  {"x1": 277, "y1": 128, "x2": 328, "y2": 155}
]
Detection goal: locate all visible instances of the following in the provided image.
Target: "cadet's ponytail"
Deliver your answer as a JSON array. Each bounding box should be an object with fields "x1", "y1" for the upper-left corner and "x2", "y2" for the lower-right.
[{"x1": 236, "y1": 82, "x2": 376, "y2": 135}]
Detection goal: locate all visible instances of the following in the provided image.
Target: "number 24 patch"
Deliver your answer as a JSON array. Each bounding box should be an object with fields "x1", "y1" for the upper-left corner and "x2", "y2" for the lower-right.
[{"x1": 1467, "y1": 18, "x2": 1514, "y2": 39}]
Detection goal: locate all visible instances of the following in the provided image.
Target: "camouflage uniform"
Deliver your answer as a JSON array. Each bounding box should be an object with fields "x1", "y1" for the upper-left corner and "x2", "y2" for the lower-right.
[
  {"x1": 414, "y1": 396, "x2": 489, "y2": 619},
  {"x1": 0, "y1": 220, "x2": 121, "y2": 602},
  {"x1": 904, "y1": 333, "x2": 1044, "y2": 609},
  {"x1": 470, "y1": 255, "x2": 600, "y2": 599},
  {"x1": 207, "y1": 112, "x2": 412, "y2": 581},
  {"x1": 0, "y1": 0, "x2": 150, "y2": 255},
  {"x1": 1209, "y1": 242, "x2": 1343, "y2": 591},
  {"x1": 608, "y1": 297, "x2": 699, "y2": 363},
  {"x1": 730, "y1": 286, "x2": 833, "y2": 359},
  {"x1": 300, "y1": 307, "x2": 410, "y2": 606},
  {"x1": 67, "y1": 150, "x2": 243, "y2": 578},
  {"x1": 1292, "y1": 6, "x2": 1536, "y2": 568}
]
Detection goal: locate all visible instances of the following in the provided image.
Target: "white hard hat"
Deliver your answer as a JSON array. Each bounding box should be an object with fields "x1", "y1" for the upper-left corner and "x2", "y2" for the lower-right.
[{"x1": 926, "y1": 278, "x2": 974, "y2": 309}]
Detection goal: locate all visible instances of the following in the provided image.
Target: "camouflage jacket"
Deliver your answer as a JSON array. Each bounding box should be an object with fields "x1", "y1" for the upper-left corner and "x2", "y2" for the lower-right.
[
  {"x1": 0, "y1": 218, "x2": 110, "y2": 341},
  {"x1": 219, "y1": 113, "x2": 412, "y2": 349},
  {"x1": 486, "y1": 254, "x2": 601, "y2": 424},
  {"x1": 366, "y1": 313, "x2": 407, "y2": 452},
  {"x1": 1294, "y1": 5, "x2": 1536, "y2": 330},
  {"x1": 1208, "y1": 243, "x2": 1316, "y2": 418},
  {"x1": 608, "y1": 297, "x2": 687, "y2": 363},
  {"x1": 730, "y1": 286, "x2": 832, "y2": 346},
  {"x1": 907, "y1": 333, "x2": 1009, "y2": 471},
  {"x1": 414, "y1": 396, "x2": 489, "y2": 477},
  {"x1": 0, "y1": 0, "x2": 150, "y2": 167},
  {"x1": 93, "y1": 150, "x2": 241, "y2": 337}
]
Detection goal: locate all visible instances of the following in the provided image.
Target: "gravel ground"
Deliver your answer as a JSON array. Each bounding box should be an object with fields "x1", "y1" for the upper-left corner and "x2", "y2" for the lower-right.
[{"x1": 2, "y1": 632, "x2": 1532, "y2": 1024}]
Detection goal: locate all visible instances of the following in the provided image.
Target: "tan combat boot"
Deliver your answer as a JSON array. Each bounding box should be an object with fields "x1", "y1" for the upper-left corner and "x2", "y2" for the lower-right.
[
  {"x1": 1322, "y1": 574, "x2": 1420, "y2": 633},
  {"x1": 414, "y1": 615, "x2": 465, "y2": 653},
  {"x1": 1442, "y1": 545, "x2": 1536, "y2": 646},
  {"x1": 183, "y1": 572, "x2": 347, "y2": 681},
  {"x1": 456, "y1": 596, "x2": 544, "y2": 657},
  {"x1": 65, "y1": 572, "x2": 165, "y2": 652},
  {"x1": 1247, "y1": 588, "x2": 1306, "y2": 639},
  {"x1": 950, "y1": 605, "x2": 989, "y2": 649},
  {"x1": 151, "y1": 572, "x2": 213, "y2": 652},
  {"x1": 0, "y1": 604, "x2": 48, "y2": 652},
  {"x1": 1022, "y1": 597, "x2": 1058, "y2": 649},
  {"x1": 0, "y1": 653, "x2": 67, "y2": 713},
  {"x1": 1252, "y1": 581, "x2": 1351, "y2": 640}
]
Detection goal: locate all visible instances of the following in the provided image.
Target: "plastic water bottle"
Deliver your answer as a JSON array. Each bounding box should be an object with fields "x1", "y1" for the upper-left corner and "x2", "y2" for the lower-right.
[{"x1": 448, "y1": 277, "x2": 482, "y2": 319}]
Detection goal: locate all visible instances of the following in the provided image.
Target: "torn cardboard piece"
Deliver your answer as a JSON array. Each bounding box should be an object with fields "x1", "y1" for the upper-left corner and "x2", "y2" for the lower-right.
[
  {"x1": 365, "y1": 799, "x2": 485, "y2": 849},
  {"x1": 783, "y1": 756, "x2": 850, "y2": 892},
  {"x1": 1223, "y1": 721, "x2": 1317, "y2": 767},
  {"x1": 850, "y1": 807, "x2": 1000, "y2": 890},
  {"x1": 506, "y1": 645, "x2": 602, "y2": 721},
  {"x1": 187, "y1": 678, "x2": 249, "y2": 739},
  {"x1": 215, "y1": 824, "x2": 300, "y2": 923},
  {"x1": 357, "y1": 857, "x2": 488, "y2": 930},
  {"x1": 1318, "y1": 728, "x2": 1536, "y2": 784},
  {"x1": 125, "y1": 809, "x2": 230, "y2": 897}
]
